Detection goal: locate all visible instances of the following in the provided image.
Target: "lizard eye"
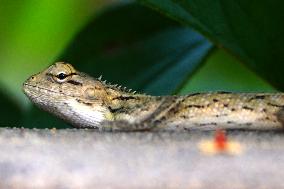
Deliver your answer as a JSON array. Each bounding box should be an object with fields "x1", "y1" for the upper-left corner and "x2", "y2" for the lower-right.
[
  {"x1": 57, "y1": 72, "x2": 68, "y2": 80},
  {"x1": 53, "y1": 72, "x2": 69, "y2": 83}
]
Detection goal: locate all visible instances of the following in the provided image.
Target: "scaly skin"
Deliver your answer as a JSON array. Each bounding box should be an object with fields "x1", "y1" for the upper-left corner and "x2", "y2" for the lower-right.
[{"x1": 23, "y1": 62, "x2": 284, "y2": 131}]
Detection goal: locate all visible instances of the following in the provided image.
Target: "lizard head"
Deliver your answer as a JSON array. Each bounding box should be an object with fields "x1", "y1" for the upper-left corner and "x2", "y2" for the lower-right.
[{"x1": 22, "y1": 62, "x2": 114, "y2": 128}]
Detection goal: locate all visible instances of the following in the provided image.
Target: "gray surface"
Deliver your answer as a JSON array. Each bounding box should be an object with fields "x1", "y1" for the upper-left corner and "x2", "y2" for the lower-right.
[{"x1": 0, "y1": 128, "x2": 284, "y2": 188}]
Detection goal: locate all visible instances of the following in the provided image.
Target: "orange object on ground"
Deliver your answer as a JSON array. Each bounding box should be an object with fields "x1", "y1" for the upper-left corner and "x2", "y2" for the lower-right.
[
  {"x1": 214, "y1": 129, "x2": 227, "y2": 151},
  {"x1": 198, "y1": 129, "x2": 243, "y2": 155}
]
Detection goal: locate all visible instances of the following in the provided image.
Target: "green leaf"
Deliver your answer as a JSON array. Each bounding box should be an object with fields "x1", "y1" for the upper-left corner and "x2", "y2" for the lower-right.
[
  {"x1": 139, "y1": 0, "x2": 284, "y2": 90},
  {"x1": 178, "y1": 49, "x2": 276, "y2": 94},
  {"x1": 23, "y1": 3, "x2": 213, "y2": 129},
  {"x1": 60, "y1": 3, "x2": 213, "y2": 95}
]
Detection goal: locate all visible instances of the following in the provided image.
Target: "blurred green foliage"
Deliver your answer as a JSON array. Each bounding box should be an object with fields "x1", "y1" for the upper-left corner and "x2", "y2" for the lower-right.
[
  {"x1": 179, "y1": 49, "x2": 276, "y2": 94},
  {"x1": 60, "y1": 3, "x2": 212, "y2": 95},
  {"x1": 0, "y1": 1, "x2": 282, "y2": 128},
  {"x1": 140, "y1": 0, "x2": 284, "y2": 89},
  {"x1": 0, "y1": 0, "x2": 111, "y2": 106}
]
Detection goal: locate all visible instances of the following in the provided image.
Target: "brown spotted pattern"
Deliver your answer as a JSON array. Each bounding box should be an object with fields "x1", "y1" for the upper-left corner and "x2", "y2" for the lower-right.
[{"x1": 23, "y1": 62, "x2": 284, "y2": 131}]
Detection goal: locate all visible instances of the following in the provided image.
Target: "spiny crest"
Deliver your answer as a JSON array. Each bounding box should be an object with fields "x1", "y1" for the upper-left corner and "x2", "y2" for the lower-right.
[
  {"x1": 96, "y1": 75, "x2": 136, "y2": 94},
  {"x1": 98, "y1": 75, "x2": 103, "y2": 80}
]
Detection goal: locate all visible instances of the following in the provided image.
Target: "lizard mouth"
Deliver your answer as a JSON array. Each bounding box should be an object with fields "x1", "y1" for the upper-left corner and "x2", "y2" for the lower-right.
[{"x1": 22, "y1": 83, "x2": 79, "y2": 99}]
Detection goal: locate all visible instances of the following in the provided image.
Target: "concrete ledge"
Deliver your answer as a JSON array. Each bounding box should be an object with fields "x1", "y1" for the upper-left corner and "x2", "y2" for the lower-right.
[{"x1": 0, "y1": 128, "x2": 283, "y2": 188}]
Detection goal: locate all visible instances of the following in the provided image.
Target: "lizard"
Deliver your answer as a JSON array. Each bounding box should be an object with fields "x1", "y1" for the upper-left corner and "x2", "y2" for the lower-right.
[{"x1": 22, "y1": 62, "x2": 284, "y2": 131}]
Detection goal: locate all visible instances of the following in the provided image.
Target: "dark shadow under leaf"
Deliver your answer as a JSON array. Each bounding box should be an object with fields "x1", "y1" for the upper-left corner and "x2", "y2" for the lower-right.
[
  {"x1": 140, "y1": 0, "x2": 284, "y2": 90},
  {"x1": 0, "y1": 91, "x2": 22, "y2": 127},
  {"x1": 60, "y1": 3, "x2": 212, "y2": 95}
]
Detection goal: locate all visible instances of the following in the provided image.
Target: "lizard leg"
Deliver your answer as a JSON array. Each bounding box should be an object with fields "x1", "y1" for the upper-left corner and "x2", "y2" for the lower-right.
[
  {"x1": 100, "y1": 97, "x2": 182, "y2": 132},
  {"x1": 100, "y1": 97, "x2": 183, "y2": 132}
]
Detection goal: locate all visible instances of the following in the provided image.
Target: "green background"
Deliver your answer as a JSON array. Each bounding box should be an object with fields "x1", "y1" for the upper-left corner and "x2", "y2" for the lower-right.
[{"x1": 0, "y1": 0, "x2": 282, "y2": 128}]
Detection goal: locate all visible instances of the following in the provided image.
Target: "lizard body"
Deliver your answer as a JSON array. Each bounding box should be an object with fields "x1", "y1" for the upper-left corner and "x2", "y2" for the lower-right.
[{"x1": 23, "y1": 62, "x2": 284, "y2": 131}]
